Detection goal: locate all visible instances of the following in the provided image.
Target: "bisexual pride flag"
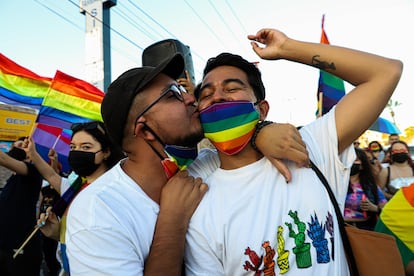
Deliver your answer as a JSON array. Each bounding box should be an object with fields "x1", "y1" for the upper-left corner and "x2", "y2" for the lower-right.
[{"x1": 32, "y1": 123, "x2": 72, "y2": 173}]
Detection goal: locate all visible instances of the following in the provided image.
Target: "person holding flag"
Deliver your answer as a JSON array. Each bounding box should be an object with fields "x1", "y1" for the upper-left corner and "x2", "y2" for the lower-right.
[
  {"x1": 27, "y1": 121, "x2": 125, "y2": 275},
  {"x1": 0, "y1": 136, "x2": 43, "y2": 275}
]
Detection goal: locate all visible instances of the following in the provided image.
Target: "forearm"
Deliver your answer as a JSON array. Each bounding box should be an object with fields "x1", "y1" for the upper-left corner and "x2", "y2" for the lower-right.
[
  {"x1": 31, "y1": 151, "x2": 61, "y2": 191},
  {"x1": 0, "y1": 149, "x2": 27, "y2": 174},
  {"x1": 145, "y1": 212, "x2": 187, "y2": 276},
  {"x1": 49, "y1": 158, "x2": 60, "y2": 174},
  {"x1": 285, "y1": 38, "x2": 401, "y2": 151},
  {"x1": 279, "y1": 38, "x2": 401, "y2": 87}
]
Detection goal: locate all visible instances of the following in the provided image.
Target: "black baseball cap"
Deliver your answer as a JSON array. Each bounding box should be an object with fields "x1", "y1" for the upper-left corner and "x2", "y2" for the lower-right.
[
  {"x1": 101, "y1": 53, "x2": 184, "y2": 146},
  {"x1": 195, "y1": 52, "x2": 265, "y2": 101}
]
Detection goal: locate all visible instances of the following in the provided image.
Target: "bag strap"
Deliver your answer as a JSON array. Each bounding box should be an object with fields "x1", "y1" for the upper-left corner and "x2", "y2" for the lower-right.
[
  {"x1": 386, "y1": 166, "x2": 391, "y2": 185},
  {"x1": 309, "y1": 160, "x2": 359, "y2": 276}
]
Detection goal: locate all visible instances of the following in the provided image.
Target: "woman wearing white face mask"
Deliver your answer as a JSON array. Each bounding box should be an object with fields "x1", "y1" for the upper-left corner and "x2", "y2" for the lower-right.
[{"x1": 27, "y1": 121, "x2": 125, "y2": 275}]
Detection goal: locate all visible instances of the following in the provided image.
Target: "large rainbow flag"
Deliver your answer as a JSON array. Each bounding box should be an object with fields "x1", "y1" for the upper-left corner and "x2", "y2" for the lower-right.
[
  {"x1": 375, "y1": 183, "x2": 414, "y2": 267},
  {"x1": 316, "y1": 15, "x2": 345, "y2": 117},
  {"x1": 33, "y1": 70, "x2": 105, "y2": 173},
  {"x1": 0, "y1": 54, "x2": 105, "y2": 174},
  {"x1": 37, "y1": 70, "x2": 104, "y2": 129},
  {"x1": 0, "y1": 53, "x2": 51, "y2": 110}
]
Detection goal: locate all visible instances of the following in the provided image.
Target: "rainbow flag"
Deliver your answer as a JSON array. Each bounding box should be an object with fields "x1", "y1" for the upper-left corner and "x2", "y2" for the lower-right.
[
  {"x1": 375, "y1": 183, "x2": 414, "y2": 267},
  {"x1": 37, "y1": 70, "x2": 104, "y2": 129},
  {"x1": 0, "y1": 53, "x2": 51, "y2": 110},
  {"x1": 34, "y1": 71, "x2": 105, "y2": 173},
  {"x1": 316, "y1": 15, "x2": 345, "y2": 117}
]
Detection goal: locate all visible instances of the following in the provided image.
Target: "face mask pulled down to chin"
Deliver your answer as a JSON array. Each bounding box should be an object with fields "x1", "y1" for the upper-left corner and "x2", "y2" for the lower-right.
[
  {"x1": 142, "y1": 123, "x2": 199, "y2": 180},
  {"x1": 161, "y1": 145, "x2": 198, "y2": 179}
]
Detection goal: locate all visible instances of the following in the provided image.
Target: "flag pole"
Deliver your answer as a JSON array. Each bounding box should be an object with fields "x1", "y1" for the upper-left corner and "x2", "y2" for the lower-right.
[
  {"x1": 51, "y1": 134, "x2": 61, "y2": 149},
  {"x1": 13, "y1": 213, "x2": 48, "y2": 259}
]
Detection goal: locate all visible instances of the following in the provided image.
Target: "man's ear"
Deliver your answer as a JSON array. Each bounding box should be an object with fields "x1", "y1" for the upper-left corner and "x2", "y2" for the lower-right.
[
  {"x1": 134, "y1": 118, "x2": 156, "y2": 141},
  {"x1": 257, "y1": 100, "x2": 270, "y2": 121}
]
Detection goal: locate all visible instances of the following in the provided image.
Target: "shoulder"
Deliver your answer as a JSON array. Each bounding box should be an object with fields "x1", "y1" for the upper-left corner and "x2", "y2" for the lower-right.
[{"x1": 188, "y1": 148, "x2": 219, "y2": 179}]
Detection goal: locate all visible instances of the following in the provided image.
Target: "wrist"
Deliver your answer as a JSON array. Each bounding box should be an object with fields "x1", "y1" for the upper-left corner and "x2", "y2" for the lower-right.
[
  {"x1": 251, "y1": 121, "x2": 273, "y2": 153},
  {"x1": 377, "y1": 205, "x2": 382, "y2": 214}
]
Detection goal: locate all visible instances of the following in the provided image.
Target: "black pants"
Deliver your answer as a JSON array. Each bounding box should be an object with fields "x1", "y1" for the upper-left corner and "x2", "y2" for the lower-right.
[
  {"x1": 0, "y1": 248, "x2": 42, "y2": 276},
  {"x1": 42, "y1": 235, "x2": 61, "y2": 276}
]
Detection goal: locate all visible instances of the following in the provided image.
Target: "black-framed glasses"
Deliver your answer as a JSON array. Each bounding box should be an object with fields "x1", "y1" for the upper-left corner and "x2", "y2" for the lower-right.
[
  {"x1": 134, "y1": 84, "x2": 187, "y2": 124},
  {"x1": 71, "y1": 121, "x2": 106, "y2": 136}
]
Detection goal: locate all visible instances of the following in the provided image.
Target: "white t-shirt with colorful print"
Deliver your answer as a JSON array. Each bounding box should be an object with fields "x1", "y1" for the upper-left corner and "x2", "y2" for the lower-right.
[{"x1": 185, "y1": 107, "x2": 355, "y2": 276}]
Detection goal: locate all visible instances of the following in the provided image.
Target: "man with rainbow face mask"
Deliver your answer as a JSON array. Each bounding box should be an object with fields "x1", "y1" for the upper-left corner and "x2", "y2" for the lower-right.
[
  {"x1": 66, "y1": 52, "x2": 309, "y2": 275},
  {"x1": 184, "y1": 27, "x2": 403, "y2": 276}
]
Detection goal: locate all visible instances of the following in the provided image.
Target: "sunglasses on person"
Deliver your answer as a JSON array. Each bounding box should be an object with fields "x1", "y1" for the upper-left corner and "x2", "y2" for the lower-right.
[
  {"x1": 71, "y1": 121, "x2": 106, "y2": 136},
  {"x1": 134, "y1": 83, "x2": 187, "y2": 124}
]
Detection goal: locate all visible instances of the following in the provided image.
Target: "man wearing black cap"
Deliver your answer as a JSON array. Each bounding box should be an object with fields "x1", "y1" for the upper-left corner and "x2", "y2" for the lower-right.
[
  {"x1": 65, "y1": 50, "x2": 308, "y2": 275},
  {"x1": 184, "y1": 28, "x2": 402, "y2": 275}
]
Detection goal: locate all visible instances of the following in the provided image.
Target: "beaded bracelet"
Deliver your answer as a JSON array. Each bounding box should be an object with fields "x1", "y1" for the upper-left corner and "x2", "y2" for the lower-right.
[{"x1": 251, "y1": 120, "x2": 273, "y2": 152}]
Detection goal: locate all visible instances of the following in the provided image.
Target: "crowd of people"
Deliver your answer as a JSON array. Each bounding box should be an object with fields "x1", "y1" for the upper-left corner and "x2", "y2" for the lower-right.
[{"x1": 0, "y1": 26, "x2": 412, "y2": 276}]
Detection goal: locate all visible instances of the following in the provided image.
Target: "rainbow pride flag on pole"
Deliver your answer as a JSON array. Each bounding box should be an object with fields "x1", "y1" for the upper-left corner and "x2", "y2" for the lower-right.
[
  {"x1": 33, "y1": 71, "x2": 105, "y2": 173},
  {"x1": 316, "y1": 15, "x2": 345, "y2": 117},
  {"x1": 37, "y1": 70, "x2": 104, "y2": 129},
  {"x1": 375, "y1": 183, "x2": 414, "y2": 267},
  {"x1": 0, "y1": 53, "x2": 51, "y2": 110}
]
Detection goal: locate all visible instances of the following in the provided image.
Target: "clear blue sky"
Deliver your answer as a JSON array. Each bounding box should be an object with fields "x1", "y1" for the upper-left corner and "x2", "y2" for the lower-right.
[{"x1": 1, "y1": 0, "x2": 413, "y2": 131}]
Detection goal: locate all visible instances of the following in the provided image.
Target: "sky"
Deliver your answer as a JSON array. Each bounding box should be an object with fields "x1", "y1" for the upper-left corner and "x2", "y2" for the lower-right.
[{"x1": 1, "y1": 0, "x2": 414, "y2": 132}]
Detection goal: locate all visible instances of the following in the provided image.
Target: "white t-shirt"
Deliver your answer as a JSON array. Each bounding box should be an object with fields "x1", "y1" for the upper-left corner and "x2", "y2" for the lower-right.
[
  {"x1": 66, "y1": 151, "x2": 219, "y2": 275},
  {"x1": 184, "y1": 107, "x2": 355, "y2": 276},
  {"x1": 66, "y1": 164, "x2": 158, "y2": 275}
]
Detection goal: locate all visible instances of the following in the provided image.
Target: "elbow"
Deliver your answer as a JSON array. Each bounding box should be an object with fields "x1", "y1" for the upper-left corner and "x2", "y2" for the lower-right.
[{"x1": 388, "y1": 59, "x2": 403, "y2": 86}]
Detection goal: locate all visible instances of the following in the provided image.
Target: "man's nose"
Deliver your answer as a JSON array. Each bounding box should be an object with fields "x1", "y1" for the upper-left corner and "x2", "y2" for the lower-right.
[
  {"x1": 211, "y1": 88, "x2": 229, "y2": 102},
  {"x1": 183, "y1": 92, "x2": 197, "y2": 106}
]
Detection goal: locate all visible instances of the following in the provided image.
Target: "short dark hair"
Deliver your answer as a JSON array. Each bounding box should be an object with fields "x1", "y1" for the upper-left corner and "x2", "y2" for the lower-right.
[{"x1": 196, "y1": 53, "x2": 265, "y2": 101}]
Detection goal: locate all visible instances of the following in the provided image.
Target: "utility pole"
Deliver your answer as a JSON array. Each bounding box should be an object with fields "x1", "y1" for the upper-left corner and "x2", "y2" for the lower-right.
[
  {"x1": 80, "y1": 0, "x2": 116, "y2": 92},
  {"x1": 387, "y1": 99, "x2": 402, "y2": 126}
]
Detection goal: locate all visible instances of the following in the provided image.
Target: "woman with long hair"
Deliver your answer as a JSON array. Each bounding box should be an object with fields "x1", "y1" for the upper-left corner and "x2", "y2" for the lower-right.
[
  {"x1": 377, "y1": 140, "x2": 414, "y2": 199},
  {"x1": 344, "y1": 147, "x2": 387, "y2": 230},
  {"x1": 27, "y1": 121, "x2": 125, "y2": 275}
]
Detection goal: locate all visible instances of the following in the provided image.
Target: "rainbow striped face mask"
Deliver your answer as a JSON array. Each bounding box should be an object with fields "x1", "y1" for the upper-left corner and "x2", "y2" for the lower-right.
[
  {"x1": 141, "y1": 123, "x2": 198, "y2": 179},
  {"x1": 200, "y1": 101, "x2": 260, "y2": 155}
]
